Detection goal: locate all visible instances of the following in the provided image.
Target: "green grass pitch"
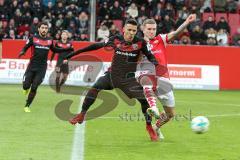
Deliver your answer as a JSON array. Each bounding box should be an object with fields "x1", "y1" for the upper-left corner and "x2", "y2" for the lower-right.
[{"x1": 0, "y1": 84, "x2": 240, "y2": 160}]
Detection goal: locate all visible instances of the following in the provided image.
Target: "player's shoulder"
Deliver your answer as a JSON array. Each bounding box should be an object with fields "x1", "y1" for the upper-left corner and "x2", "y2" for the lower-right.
[{"x1": 133, "y1": 36, "x2": 146, "y2": 43}]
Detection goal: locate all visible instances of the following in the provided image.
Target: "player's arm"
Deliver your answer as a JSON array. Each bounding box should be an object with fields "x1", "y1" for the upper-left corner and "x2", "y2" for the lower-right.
[
  {"x1": 18, "y1": 37, "x2": 33, "y2": 58},
  {"x1": 167, "y1": 14, "x2": 196, "y2": 41},
  {"x1": 141, "y1": 40, "x2": 159, "y2": 66},
  {"x1": 50, "y1": 43, "x2": 72, "y2": 53},
  {"x1": 64, "y1": 42, "x2": 105, "y2": 59},
  {"x1": 50, "y1": 43, "x2": 58, "y2": 62}
]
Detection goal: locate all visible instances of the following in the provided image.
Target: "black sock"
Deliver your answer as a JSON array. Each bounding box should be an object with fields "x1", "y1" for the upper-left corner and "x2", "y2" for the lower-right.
[
  {"x1": 56, "y1": 76, "x2": 60, "y2": 91},
  {"x1": 25, "y1": 91, "x2": 36, "y2": 107},
  {"x1": 81, "y1": 88, "x2": 100, "y2": 113},
  {"x1": 138, "y1": 99, "x2": 152, "y2": 125}
]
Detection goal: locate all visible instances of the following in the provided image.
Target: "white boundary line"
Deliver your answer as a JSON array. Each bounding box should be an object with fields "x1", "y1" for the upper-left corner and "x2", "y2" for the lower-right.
[
  {"x1": 71, "y1": 96, "x2": 85, "y2": 160},
  {"x1": 177, "y1": 100, "x2": 240, "y2": 107}
]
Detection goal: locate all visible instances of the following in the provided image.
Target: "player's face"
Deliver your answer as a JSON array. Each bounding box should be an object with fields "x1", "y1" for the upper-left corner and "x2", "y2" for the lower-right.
[
  {"x1": 61, "y1": 32, "x2": 68, "y2": 41},
  {"x1": 38, "y1": 25, "x2": 49, "y2": 37},
  {"x1": 123, "y1": 24, "x2": 137, "y2": 42},
  {"x1": 143, "y1": 23, "x2": 157, "y2": 40}
]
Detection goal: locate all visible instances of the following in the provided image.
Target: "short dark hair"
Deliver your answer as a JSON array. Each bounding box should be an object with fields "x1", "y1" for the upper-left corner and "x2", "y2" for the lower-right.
[
  {"x1": 38, "y1": 22, "x2": 49, "y2": 28},
  {"x1": 124, "y1": 18, "x2": 138, "y2": 26}
]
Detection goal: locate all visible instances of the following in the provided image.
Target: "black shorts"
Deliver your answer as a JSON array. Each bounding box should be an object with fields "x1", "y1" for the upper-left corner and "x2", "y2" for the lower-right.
[
  {"x1": 56, "y1": 64, "x2": 69, "y2": 74},
  {"x1": 23, "y1": 67, "x2": 47, "y2": 89},
  {"x1": 93, "y1": 72, "x2": 145, "y2": 99}
]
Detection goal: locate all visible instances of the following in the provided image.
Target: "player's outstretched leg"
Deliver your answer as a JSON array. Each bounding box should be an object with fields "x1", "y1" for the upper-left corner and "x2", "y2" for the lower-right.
[
  {"x1": 138, "y1": 75, "x2": 160, "y2": 119},
  {"x1": 138, "y1": 99, "x2": 158, "y2": 141},
  {"x1": 69, "y1": 88, "x2": 101, "y2": 125}
]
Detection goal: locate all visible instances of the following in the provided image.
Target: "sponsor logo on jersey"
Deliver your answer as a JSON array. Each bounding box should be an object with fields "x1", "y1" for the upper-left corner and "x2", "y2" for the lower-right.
[
  {"x1": 153, "y1": 40, "x2": 159, "y2": 44},
  {"x1": 35, "y1": 45, "x2": 50, "y2": 50},
  {"x1": 116, "y1": 50, "x2": 137, "y2": 57}
]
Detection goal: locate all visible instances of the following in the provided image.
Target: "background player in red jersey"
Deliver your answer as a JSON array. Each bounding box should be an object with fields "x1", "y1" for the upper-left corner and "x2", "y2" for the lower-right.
[
  {"x1": 51, "y1": 30, "x2": 74, "y2": 93},
  {"x1": 136, "y1": 14, "x2": 197, "y2": 140},
  {"x1": 19, "y1": 22, "x2": 72, "y2": 112}
]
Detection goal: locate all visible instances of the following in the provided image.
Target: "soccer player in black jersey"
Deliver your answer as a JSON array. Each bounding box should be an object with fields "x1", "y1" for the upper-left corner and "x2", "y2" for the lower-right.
[
  {"x1": 65, "y1": 19, "x2": 159, "y2": 141},
  {"x1": 19, "y1": 22, "x2": 72, "y2": 113},
  {"x1": 51, "y1": 30, "x2": 73, "y2": 93}
]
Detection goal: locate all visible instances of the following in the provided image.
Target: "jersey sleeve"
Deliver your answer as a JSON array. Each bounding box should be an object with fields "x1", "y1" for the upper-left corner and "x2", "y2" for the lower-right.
[
  {"x1": 157, "y1": 34, "x2": 169, "y2": 47},
  {"x1": 21, "y1": 36, "x2": 33, "y2": 53},
  {"x1": 141, "y1": 40, "x2": 158, "y2": 65}
]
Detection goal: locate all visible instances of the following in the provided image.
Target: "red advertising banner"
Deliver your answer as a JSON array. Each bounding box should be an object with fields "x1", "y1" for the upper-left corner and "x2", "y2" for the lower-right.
[{"x1": 2, "y1": 39, "x2": 240, "y2": 90}]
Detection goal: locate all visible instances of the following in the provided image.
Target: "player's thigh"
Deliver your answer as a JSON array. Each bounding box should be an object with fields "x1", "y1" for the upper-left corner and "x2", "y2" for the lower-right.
[
  {"x1": 23, "y1": 69, "x2": 35, "y2": 88},
  {"x1": 93, "y1": 72, "x2": 113, "y2": 90},
  {"x1": 60, "y1": 64, "x2": 69, "y2": 74},
  {"x1": 32, "y1": 69, "x2": 47, "y2": 89}
]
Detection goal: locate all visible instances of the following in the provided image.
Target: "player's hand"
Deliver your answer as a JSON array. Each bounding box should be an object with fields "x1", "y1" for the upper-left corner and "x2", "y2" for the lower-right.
[
  {"x1": 18, "y1": 51, "x2": 24, "y2": 58},
  {"x1": 186, "y1": 14, "x2": 196, "y2": 24}
]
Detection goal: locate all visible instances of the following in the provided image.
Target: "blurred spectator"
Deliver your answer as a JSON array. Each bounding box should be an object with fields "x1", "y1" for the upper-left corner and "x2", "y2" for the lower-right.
[
  {"x1": 30, "y1": 17, "x2": 39, "y2": 35},
  {"x1": 42, "y1": 0, "x2": 56, "y2": 7},
  {"x1": 164, "y1": 3, "x2": 175, "y2": 18},
  {"x1": 203, "y1": 16, "x2": 216, "y2": 31},
  {"x1": 17, "y1": 23, "x2": 30, "y2": 36},
  {"x1": 226, "y1": 0, "x2": 237, "y2": 13},
  {"x1": 138, "y1": 5, "x2": 149, "y2": 18},
  {"x1": 152, "y1": 3, "x2": 165, "y2": 19},
  {"x1": 13, "y1": 9, "x2": 23, "y2": 27},
  {"x1": 97, "y1": 23, "x2": 110, "y2": 41},
  {"x1": 76, "y1": 11, "x2": 89, "y2": 34},
  {"x1": 5, "y1": 29, "x2": 18, "y2": 39},
  {"x1": 44, "y1": 2, "x2": 55, "y2": 15},
  {"x1": 126, "y1": 3, "x2": 138, "y2": 19},
  {"x1": 179, "y1": 28, "x2": 191, "y2": 44},
  {"x1": 75, "y1": 33, "x2": 89, "y2": 41},
  {"x1": 232, "y1": 28, "x2": 240, "y2": 46},
  {"x1": 206, "y1": 37, "x2": 217, "y2": 45},
  {"x1": 190, "y1": 25, "x2": 205, "y2": 45},
  {"x1": 216, "y1": 17, "x2": 230, "y2": 33},
  {"x1": 109, "y1": 24, "x2": 120, "y2": 37},
  {"x1": 109, "y1": 1, "x2": 123, "y2": 20},
  {"x1": 175, "y1": 0, "x2": 186, "y2": 10},
  {"x1": 66, "y1": 3, "x2": 79, "y2": 16},
  {"x1": 216, "y1": 29, "x2": 228, "y2": 46},
  {"x1": 214, "y1": 0, "x2": 227, "y2": 12},
  {"x1": 22, "y1": 30, "x2": 30, "y2": 40},
  {"x1": 31, "y1": 0, "x2": 43, "y2": 20},
  {"x1": 205, "y1": 28, "x2": 218, "y2": 45},
  {"x1": 163, "y1": 15, "x2": 175, "y2": 33},
  {"x1": 21, "y1": 1, "x2": 31, "y2": 15},
  {"x1": 54, "y1": 1, "x2": 66, "y2": 16},
  {"x1": 22, "y1": 12, "x2": 32, "y2": 25},
  {"x1": 98, "y1": 2, "x2": 110, "y2": 20},
  {"x1": 200, "y1": 0, "x2": 212, "y2": 13}
]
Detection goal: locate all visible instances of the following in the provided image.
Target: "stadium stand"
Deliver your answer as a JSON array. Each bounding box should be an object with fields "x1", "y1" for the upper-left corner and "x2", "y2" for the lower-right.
[{"x1": 0, "y1": 0, "x2": 240, "y2": 46}]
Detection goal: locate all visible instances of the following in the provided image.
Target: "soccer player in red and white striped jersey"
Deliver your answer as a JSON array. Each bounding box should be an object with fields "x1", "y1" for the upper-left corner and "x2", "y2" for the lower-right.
[{"x1": 136, "y1": 14, "x2": 197, "y2": 140}]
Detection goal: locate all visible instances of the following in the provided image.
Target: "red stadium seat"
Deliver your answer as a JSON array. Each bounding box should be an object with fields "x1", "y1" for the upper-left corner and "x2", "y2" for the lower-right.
[
  {"x1": 230, "y1": 25, "x2": 240, "y2": 37},
  {"x1": 215, "y1": 13, "x2": 227, "y2": 22},
  {"x1": 113, "y1": 20, "x2": 123, "y2": 32},
  {"x1": 228, "y1": 14, "x2": 240, "y2": 25},
  {"x1": 202, "y1": 13, "x2": 215, "y2": 22}
]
